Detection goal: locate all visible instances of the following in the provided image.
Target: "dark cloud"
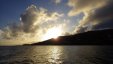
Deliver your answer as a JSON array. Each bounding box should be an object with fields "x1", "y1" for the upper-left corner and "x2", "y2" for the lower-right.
[
  {"x1": 92, "y1": 19, "x2": 113, "y2": 30},
  {"x1": 68, "y1": 0, "x2": 113, "y2": 33},
  {"x1": 20, "y1": 5, "x2": 39, "y2": 33},
  {"x1": 87, "y1": 0, "x2": 113, "y2": 23},
  {"x1": 68, "y1": 0, "x2": 108, "y2": 16}
]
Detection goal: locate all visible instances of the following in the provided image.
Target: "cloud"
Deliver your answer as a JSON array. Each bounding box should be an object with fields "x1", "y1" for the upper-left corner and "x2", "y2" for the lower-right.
[
  {"x1": 0, "y1": 29, "x2": 3, "y2": 39},
  {"x1": 92, "y1": 20, "x2": 113, "y2": 30},
  {"x1": 53, "y1": 0, "x2": 61, "y2": 4},
  {"x1": 0, "y1": 5, "x2": 65, "y2": 45},
  {"x1": 21, "y1": 5, "x2": 63, "y2": 33},
  {"x1": 67, "y1": 0, "x2": 113, "y2": 33},
  {"x1": 67, "y1": 0, "x2": 107, "y2": 16}
]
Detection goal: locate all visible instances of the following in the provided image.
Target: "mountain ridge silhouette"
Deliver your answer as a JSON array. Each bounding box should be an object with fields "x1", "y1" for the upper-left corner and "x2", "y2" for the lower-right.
[{"x1": 24, "y1": 29, "x2": 113, "y2": 45}]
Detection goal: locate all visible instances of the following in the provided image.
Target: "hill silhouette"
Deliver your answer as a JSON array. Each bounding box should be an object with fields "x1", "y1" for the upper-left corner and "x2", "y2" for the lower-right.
[{"x1": 25, "y1": 29, "x2": 113, "y2": 45}]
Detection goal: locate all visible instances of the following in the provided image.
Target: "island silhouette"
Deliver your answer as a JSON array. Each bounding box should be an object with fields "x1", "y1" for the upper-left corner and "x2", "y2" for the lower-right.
[{"x1": 24, "y1": 29, "x2": 113, "y2": 45}]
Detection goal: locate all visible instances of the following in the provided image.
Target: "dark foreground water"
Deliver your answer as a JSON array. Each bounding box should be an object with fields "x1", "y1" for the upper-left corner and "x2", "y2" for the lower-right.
[{"x1": 0, "y1": 46, "x2": 113, "y2": 64}]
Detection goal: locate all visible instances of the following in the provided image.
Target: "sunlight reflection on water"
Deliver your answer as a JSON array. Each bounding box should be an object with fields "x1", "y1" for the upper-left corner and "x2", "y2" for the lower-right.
[
  {"x1": 1, "y1": 46, "x2": 113, "y2": 64},
  {"x1": 30, "y1": 46, "x2": 64, "y2": 64},
  {"x1": 47, "y1": 46, "x2": 63, "y2": 64}
]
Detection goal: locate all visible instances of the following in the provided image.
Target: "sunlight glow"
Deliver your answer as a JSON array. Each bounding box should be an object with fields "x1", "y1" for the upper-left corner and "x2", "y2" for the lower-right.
[
  {"x1": 42, "y1": 26, "x2": 62, "y2": 41},
  {"x1": 47, "y1": 46, "x2": 63, "y2": 64}
]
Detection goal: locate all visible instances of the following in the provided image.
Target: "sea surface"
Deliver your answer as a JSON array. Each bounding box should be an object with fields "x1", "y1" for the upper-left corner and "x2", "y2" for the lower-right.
[{"x1": 0, "y1": 46, "x2": 113, "y2": 64}]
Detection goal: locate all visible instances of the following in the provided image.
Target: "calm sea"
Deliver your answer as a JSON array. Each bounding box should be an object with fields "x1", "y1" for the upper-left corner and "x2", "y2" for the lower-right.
[{"x1": 0, "y1": 46, "x2": 113, "y2": 64}]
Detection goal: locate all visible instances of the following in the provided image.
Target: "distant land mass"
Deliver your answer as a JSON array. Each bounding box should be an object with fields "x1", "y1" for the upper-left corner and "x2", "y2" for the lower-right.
[{"x1": 24, "y1": 29, "x2": 113, "y2": 45}]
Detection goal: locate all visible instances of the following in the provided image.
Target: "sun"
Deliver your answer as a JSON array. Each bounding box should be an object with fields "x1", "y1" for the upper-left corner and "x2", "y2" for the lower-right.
[{"x1": 42, "y1": 27, "x2": 62, "y2": 41}]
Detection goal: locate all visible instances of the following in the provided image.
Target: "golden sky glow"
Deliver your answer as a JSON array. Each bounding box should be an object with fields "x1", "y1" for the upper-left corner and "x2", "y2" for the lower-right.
[{"x1": 42, "y1": 26, "x2": 62, "y2": 41}]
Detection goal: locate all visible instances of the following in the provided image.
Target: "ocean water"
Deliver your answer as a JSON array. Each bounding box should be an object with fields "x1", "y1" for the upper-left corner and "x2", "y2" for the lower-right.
[{"x1": 0, "y1": 46, "x2": 113, "y2": 64}]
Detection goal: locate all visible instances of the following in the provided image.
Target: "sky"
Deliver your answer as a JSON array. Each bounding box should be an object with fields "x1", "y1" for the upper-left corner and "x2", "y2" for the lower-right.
[{"x1": 0, "y1": 0, "x2": 113, "y2": 45}]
